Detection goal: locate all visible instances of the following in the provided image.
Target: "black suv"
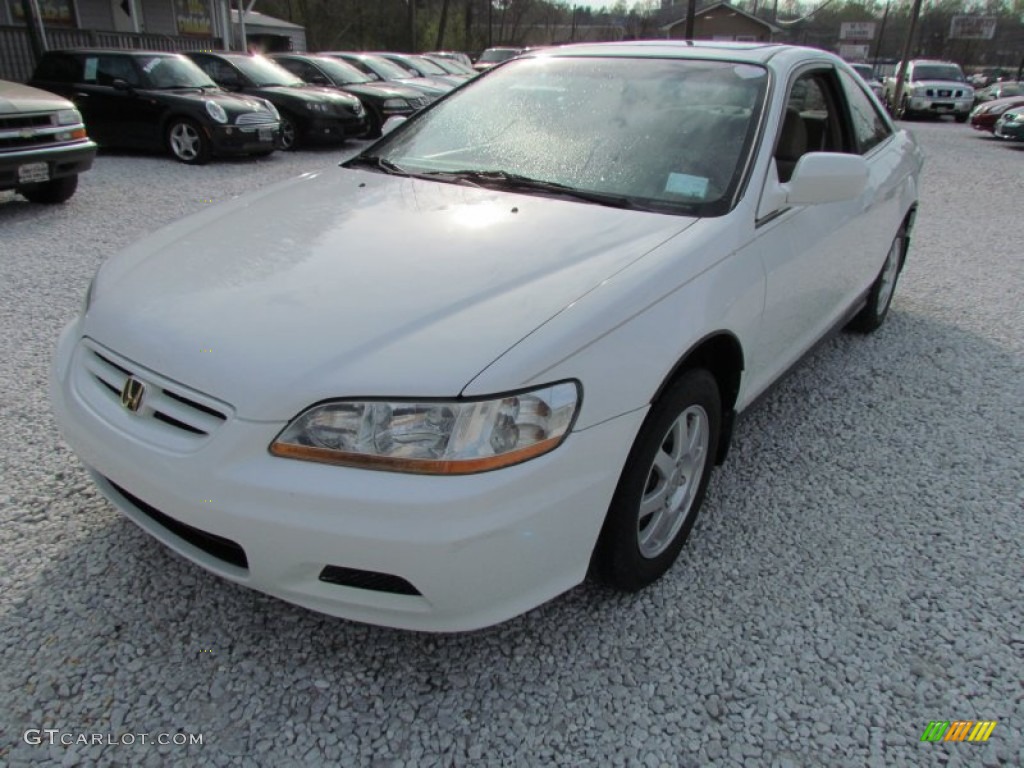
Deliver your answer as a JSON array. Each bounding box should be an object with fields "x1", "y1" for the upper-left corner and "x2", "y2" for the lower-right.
[
  {"x1": 29, "y1": 50, "x2": 280, "y2": 164},
  {"x1": 185, "y1": 53, "x2": 368, "y2": 149},
  {"x1": 1, "y1": 79, "x2": 96, "y2": 203}
]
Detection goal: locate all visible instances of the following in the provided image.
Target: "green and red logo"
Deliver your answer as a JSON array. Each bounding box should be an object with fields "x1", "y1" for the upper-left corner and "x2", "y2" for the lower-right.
[{"x1": 920, "y1": 721, "x2": 997, "y2": 742}]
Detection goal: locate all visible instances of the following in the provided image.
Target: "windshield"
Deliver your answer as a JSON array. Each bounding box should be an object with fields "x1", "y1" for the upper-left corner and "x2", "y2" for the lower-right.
[
  {"x1": 479, "y1": 49, "x2": 520, "y2": 64},
  {"x1": 406, "y1": 56, "x2": 447, "y2": 76},
  {"x1": 232, "y1": 56, "x2": 303, "y2": 87},
  {"x1": 312, "y1": 57, "x2": 371, "y2": 85},
  {"x1": 913, "y1": 65, "x2": 965, "y2": 82},
  {"x1": 354, "y1": 57, "x2": 767, "y2": 216},
  {"x1": 361, "y1": 55, "x2": 416, "y2": 80},
  {"x1": 139, "y1": 55, "x2": 216, "y2": 89},
  {"x1": 428, "y1": 56, "x2": 473, "y2": 75}
]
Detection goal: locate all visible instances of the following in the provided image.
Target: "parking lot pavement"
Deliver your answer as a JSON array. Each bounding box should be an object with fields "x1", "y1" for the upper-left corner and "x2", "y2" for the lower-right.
[{"x1": 2, "y1": 127, "x2": 1022, "y2": 766}]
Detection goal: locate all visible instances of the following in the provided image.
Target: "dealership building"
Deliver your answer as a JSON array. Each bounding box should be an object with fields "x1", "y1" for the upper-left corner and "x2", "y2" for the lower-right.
[{"x1": 0, "y1": 1, "x2": 305, "y2": 81}]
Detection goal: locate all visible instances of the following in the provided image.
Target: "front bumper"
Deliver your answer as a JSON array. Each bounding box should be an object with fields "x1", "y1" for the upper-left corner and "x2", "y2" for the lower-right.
[
  {"x1": 51, "y1": 322, "x2": 644, "y2": 631},
  {"x1": 209, "y1": 123, "x2": 279, "y2": 156},
  {"x1": 303, "y1": 115, "x2": 369, "y2": 142},
  {"x1": 907, "y1": 97, "x2": 972, "y2": 116},
  {"x1": 0, "y1": 139, "x2": 96, "y2": 191},
  {"x1": 994, "y1": 119, "x2": 1024, "y2": 141}
]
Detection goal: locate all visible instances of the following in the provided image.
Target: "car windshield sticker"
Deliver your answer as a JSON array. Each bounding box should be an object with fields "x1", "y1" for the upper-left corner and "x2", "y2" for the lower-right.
[
  {"x1": 84, "y1": 58, "x2": 97, "y2": 82},
  {"x1": 665, "y1": 173, "x2": 709, "y2": 199},
  {"x1": 142, "y1": 58, "x2": 160, "y2": 74}
]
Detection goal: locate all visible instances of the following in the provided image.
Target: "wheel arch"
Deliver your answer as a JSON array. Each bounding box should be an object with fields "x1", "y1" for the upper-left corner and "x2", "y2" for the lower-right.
[{"x1": 651, "y1": 331, "x2": 744, "y2": 465}]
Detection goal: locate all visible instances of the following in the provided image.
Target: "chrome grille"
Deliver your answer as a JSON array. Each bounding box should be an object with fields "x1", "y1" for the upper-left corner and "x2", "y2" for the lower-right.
[
  {"x1": 235, "y1": 112, "x2": 277, "y2": 126},
  {"x1": 77, "y1": 339, "x2": 230, "y2": 448}
]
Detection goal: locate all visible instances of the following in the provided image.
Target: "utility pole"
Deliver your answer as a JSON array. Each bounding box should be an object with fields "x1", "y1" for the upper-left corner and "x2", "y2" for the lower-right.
[
  {"x1": 408, "y1": 0, "x2": 417, "y2": 52},
  {"x1": 683, "y1": 0, "x2": 697, "y2": 41},
  {"x1": 891, "y1": 0, "x2": 924, "y2": 116},
  {"x1": 873, "y1": 0, "x2": 890, "y2": 71},
  {"x1": 436, "y1": 0, "x2": 450, "y2": 50},
  {"x1": 20, "y1": 0, "x2": 47, "y2": 61}
]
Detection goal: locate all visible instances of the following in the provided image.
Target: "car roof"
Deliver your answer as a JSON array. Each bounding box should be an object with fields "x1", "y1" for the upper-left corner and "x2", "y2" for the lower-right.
[
  {"x1": 47, "y1": 48, "x2": 186, "y2": 56},
  {"x1": 521, "y1": 41, "x2": 807, "y2": 66}
]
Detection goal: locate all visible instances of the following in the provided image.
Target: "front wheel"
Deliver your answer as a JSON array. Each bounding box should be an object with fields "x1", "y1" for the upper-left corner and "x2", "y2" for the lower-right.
[
  {"x1": 593, "y1": 369, "x2": 721, "y2": 592},
  {"x1": 18, "y1": 174, "x2": 78, "y2": 204},
  {"x1": 276, "y1": 114, "x2": 299, "y2": 150},
  {"x1": 166, "y1": 119, "x2": 210, "y2": 165},
  {"x1": 848, "y1": 231, "x2": 904, "y2": 333}
]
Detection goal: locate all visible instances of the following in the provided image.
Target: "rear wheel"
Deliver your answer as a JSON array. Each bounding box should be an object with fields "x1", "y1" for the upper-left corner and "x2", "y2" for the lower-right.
[
  {"x1": 18, "y1": 174, "x2": 78, "y2": 204},
  {"x1": 593, "y1": 369, "x2": 721, "y2": 592},
  {"x1": 166, "y1": 119, "x2": 210, "y2": 165}
]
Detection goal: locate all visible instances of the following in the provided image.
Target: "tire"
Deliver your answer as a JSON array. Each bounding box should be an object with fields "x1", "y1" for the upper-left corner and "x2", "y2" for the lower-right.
[
  {"x1": 166, "y1": 118, "x2": 210, "y2": 165},
  {"x1": 18, "y1": 174, "x2": 78, "y2": 204},
  {"x1": 954, "y1": 113, "x2": 968, "y2": 123},
  {"x1": 848, "y1": 230, "x2": 904, "y2": 334},
  {"x1": 364, "y1": 107, "x2": 383, "y2": 139},
  {"x1": 593, "y1": 369, "x2": 721, "y2": 592},
  {"x1": 276, "y1": 113, "x2": 299, "y2": 150}
]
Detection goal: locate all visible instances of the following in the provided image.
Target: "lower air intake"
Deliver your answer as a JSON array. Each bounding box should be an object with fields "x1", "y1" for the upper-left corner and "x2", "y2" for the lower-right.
[{"x1": 318, "y1": 565, "x2": 421, "y2": 596}]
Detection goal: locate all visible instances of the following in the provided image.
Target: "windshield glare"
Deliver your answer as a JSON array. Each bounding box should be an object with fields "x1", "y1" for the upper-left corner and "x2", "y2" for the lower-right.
[
  {"x1": 363, "y1": 56, "x2": 416, "y2": 80},
  {"x1": 408, "y1": 56, "x2": 446, "y2": 75},
  {"x1": 141, "y1": 56, "x2": 216, "y2": 89},
  {"x1": 366, "y1": 57, "x2": 767, "y2": 215},
  {"x1": 232, "y1": 56, "x2": 303, "y2": 87}
]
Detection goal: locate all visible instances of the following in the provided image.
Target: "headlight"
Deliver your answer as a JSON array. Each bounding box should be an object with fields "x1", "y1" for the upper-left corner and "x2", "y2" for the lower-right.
[
  {"x1": 352, "y1": 100, "x2": 364, "y2": 116},
  {"x1": 383, "y1": 98, "x2": 409, "y2": 109},
  {"x1": 914, "y1": 87, "x2": 929, "y2": 97},
  {"x1": 205, "y1": 100, "x2": 228, "y2": 124},
  {"x1": 270, "y1": 381, "x2": 581, "y2": 474},
  {"x1": 263, "y1": 99, "x2": 279, "y2": 119},
  {"x1": 56, "y1": 108, "x2": 82, "y2": 125},
  {"x1": 305, "y1": 102, "x2": 329, "y2": 112}
]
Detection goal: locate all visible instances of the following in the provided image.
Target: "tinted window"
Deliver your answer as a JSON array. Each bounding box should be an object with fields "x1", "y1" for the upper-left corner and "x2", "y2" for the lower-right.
[
  {"x1": 838, "y1": 69, "x2": 892, "y2": 154},
  {"x1": 88, "y1": 55, "x2": 142, "y2": 87},
  {"x1": 34, "y1": 53, "x2": 81, "y2": 83},
  {"x1": 913, "y1": 64, "x2": 964, "y2": 82}
]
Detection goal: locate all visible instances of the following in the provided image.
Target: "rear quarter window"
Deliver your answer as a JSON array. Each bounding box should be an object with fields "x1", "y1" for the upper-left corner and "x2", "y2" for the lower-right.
[{"x1": 34, "y1": 53, "x2": 82, "y2": 83}]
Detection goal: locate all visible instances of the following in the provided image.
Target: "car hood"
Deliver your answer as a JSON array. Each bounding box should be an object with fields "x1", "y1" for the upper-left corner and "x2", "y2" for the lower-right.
[
  {"x1": 250, "y1": 85, "x2": 359, "y2": 107},
  {"x1": 338, "y1": 82, "x2": 425, "y2": 101},
  {"x1": 85, "y1": 168, "x2": 695, "y2": 420},
  {"x1": 0, "y1": 80, "x2": 72, "y2": 113}
]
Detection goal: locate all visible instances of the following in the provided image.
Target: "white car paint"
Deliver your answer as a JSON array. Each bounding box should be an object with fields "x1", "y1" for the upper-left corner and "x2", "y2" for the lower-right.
[{"x1": 52, "y1": 43, "x2": 923, "y2": 631}]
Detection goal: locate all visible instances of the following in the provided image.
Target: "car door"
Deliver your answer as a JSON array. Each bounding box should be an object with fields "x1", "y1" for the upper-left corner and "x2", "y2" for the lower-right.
[
  {"x1": 73, "y1": 54, "x2": 155, "y2": 149},
  {"x1": 741, "y1": 65, "x2": 880, "y2": 398}
]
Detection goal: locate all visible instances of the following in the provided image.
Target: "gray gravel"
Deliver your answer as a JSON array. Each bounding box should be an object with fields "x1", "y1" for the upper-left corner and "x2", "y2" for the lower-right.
[{"x1": 2, "y1": 126, "x2": 1022, "y2": 767}]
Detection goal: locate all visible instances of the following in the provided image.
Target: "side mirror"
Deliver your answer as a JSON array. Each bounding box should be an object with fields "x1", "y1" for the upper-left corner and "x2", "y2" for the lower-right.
[
  {"x1": 785, "y1": 153, "x2": 868, "y2": 205},
  {"x1": 381, "y1": 115, "x2": 407, "y2": 136}
]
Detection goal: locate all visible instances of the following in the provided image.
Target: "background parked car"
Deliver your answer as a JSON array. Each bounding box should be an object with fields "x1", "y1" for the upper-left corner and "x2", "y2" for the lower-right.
[
  {"x1": 473, "y1": 47, "x2": 523, "y2": 72},
  {"x1": 29, "y1": 50, "x2": 279, "y2": 164},
  {"x1": 993, "y1": 106, "x2": 1024, "y2": 141},
  {"x1": 269, "y1": 53, "x2": 431, "y2": 138},
  {"x1": 969, "y1": 95, "x2": 1024, "y2": 133},
  {"x1": 376, "y1": 53, "x2": 470, "y2": 87},
  {"x1": 850, "y1": 63, "x2": 884, "y2": 101},
  {"x1": 185, "y1": 52, "x2": 367, "y2": 150},
  {"x1": 320, "y1": 52, "x2": 452, "y2": 99},
  {"x1": 423, "y1": 55, "x2": 477, "y2": 78},
  {"x1": 973, "y1": 80, "x2": 1024, "y2": 106},
  {"x1": 0, "y1": 79, "x2": 96, "y2": 203},
  {"x1": 426, "y1": 51, "x2": 473, "y2": 68}
]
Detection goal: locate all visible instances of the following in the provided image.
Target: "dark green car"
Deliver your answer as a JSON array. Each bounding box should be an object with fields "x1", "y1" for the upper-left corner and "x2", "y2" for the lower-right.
[{"x1": 993, "y1": 107, "x2": 1024, "y2": 141}]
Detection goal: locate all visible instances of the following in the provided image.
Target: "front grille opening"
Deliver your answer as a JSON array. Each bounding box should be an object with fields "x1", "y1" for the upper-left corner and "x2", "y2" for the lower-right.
[
  {"x1": 163, "y1": 389, "x2": 226, "y2": 421},
  {"x1": 93, "y1": 350, "x2": 132, "y2": 377},
  {"x1": 107, "y1": 479, "x2": 248, "y2": 570},
  {"x1": 152, "y1": 410, "x2": 207, "y2": 435},
  {"x1": 319, "y1": 566, "x2": 421, "y2": 596},
  {"x1": 93, "y1": 374, "x2": 120, "y2": 396}
]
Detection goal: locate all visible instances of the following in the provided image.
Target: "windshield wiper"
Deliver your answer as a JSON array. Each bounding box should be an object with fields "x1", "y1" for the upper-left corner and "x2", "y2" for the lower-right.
[
  {"x1": 419, "y1": 169, "x2": 638, "y2": 209},
  {"x1": 344, "y1": 155, "x2": 410, "y2": 176}
]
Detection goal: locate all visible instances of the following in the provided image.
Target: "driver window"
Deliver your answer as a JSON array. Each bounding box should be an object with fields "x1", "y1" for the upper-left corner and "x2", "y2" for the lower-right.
[
  {"x1": 95, "y1": 55, "x2": 141, "y2": 87},
  {"x1": 775, "y1": 73, "x2": 836, "y2": 182}
]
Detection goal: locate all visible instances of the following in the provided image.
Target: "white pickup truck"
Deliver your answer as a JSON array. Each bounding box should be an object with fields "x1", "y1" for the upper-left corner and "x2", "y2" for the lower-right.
[{"x1": 883, "y1": 60, "x2": 974, "y2": 122}]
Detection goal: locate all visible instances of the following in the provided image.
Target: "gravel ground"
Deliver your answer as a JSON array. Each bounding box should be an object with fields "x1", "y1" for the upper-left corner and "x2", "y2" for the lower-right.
[{"x1": 1, "y1": 125, "x2": 1022, "y2": 767}]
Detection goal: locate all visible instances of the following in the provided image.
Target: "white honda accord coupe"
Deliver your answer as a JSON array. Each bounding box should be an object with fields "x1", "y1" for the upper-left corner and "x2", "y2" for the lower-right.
[{"x1": 52, "y1": 42, "x2": 923, "y2": 631}]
